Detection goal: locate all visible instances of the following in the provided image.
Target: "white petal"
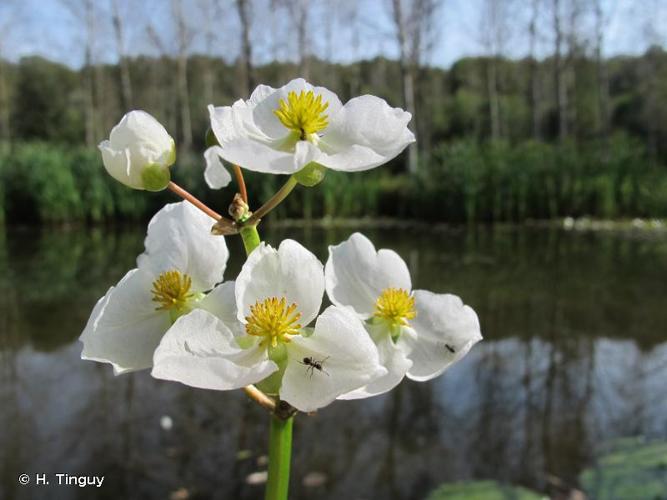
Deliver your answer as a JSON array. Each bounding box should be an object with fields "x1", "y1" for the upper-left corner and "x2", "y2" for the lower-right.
[
  {"x1": 318, "y1": 95, "x2": 415, "y2": 172},
  {"x1": 247, "y1": 84, "x2": 277, "y2": 105},
  {"x1": 198, "y1": 281, "x2": 244, "y2": 337},
  {"x1": 109, "y1": 110, "x2": 174, "y2": 167},
  {"x1": 208, "y1": 80, "x2": 337, "y2": 174},
  {"x1": 208, "y1": 100, "x2": 266, "y2": 145},
  {"x1": 404, "y1": 291, "x2": 482, "y2": 381},
  {"x1": 137, "y1": 202, "x2": 229, "y2": 291},
  {"x1": 99, "y1": 141, "x2": 140, "y2": 189},
  {"x1": 80, "y1": 268, "x2": 171, "y2": 374},
  {"x1": 152, "y1": 309, "x2": 277, "y2": 390},
  {"x1": 338, "y1": 327, "x2": 413, "y2": 400},
  {"x1": 251, "y1": 78, "x2": 343, "y2": 139},
  {"x1": 213, "y1": 134, "x2": 318, "y2": 175},
  {"x1": 280, "y1": 306, "x2": 386, "y2": 412},
  {"x1": 236, "y1": 240, "x2": 324, "y2": 326},
  {"x1": 325, "y1": 233, "x2": 412, "y2": 319},
  {"x1": 312, "y1": 144, "x2": 387, "y2": 173},
  {"x1": 203, "y1": 146, "x2": 232, "y2": 189}
]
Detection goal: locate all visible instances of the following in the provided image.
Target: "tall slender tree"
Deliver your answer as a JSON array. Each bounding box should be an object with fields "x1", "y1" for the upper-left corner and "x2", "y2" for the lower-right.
[
  {"x1": 173, "y1": 0, "x2": 194, "y2": 149},
  {"x1": 110, "y1": 0, "x2": 133, "y2": 110},
  {"x1": 528, "y1": 0, "x2": 542, "y2": 139},
  {"x1": 236, "y1": 0, "x2": 255, "y2": 97}
]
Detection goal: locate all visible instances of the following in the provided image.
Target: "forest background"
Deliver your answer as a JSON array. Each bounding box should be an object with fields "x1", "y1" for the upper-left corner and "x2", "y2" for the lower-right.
[{"x1": 1, "y1": 0, "x2": 666, "y2": 225}]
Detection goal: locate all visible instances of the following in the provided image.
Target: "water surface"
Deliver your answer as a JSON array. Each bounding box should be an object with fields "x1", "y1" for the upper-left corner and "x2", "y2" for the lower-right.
[{"x1": 1, "y1": 224, "x2": 666, "y2": 500}]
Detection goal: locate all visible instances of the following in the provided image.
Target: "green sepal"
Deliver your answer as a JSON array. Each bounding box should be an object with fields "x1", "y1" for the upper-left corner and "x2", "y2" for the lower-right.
[
  {"x1": 141, "y1": 164, "x2": 171, "y2": 192},
  {"x1": 257, "y1": 343, "x2": 288, "y2": 395},
  {"x1": 166, "y1": 138, "x2": 177, "y2": 166},
  {"x1": 299, "y1": 326, "x2": 315, "y2": 338},
  {"x1": 257, "y1": 364, "x2": 286, "y2": 395},
  {"x1": 293, "y1": 162, "x2": 326, "y2": 187}
]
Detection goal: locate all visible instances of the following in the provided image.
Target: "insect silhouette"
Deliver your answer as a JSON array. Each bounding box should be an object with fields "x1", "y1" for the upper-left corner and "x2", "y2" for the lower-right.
[
  {"x1": 444, "y1": 344, "x2": 456, "y2": 354},
  {"x1": 300, "y1": 356, "x2": 330, "y2": 378}
]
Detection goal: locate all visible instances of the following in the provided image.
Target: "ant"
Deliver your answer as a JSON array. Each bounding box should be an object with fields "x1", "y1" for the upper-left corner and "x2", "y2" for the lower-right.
[
  {"x1": 444, "y1": 344, "x2": 456, "y2": 354},
  {"x1": 300, "y1": 356, "x2": 330, "y2": 378}
]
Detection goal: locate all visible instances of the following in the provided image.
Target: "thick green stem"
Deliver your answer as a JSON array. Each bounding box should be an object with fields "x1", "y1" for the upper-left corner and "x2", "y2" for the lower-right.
[
  {"x1": 239, "y1": 224, "x2": 261, "y2": 254},
  {"x1": 265, "y1": 415, "x2": 293, "y2": 500},
  {"x1": 238, "y1": 191, "x2": 295, "y2": 500}
]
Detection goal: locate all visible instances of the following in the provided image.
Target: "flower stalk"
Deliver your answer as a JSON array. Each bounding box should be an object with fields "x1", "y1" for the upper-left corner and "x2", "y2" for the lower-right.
[
  {"x1": 242, "y1": 385, "x2": 276, "y2": 412},
  {"x1": 239, "y1": 224, "x2": 262, "y2": 255},
  {"x1": 246, "y1": 176, "x2": 298, "y2": 225},
  {"x1": 239, "y1": 213, "x2": 294, "y2": 500},
  {"x1": 233, "y1": 164, "x2": 248, "y2": 203},
  {"x1": 265, "y1": 415, "x2": 293, "y2": 500},
  {"x1": 168, "y1": 181, "x2": 224, "y2": 221}
]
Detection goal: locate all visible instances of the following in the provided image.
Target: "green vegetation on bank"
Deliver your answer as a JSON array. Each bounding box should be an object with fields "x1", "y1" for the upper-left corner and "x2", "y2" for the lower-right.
[
  {"x1": 1, "y1": 135, "x2": 666, "y2": 224},
  {"x1": 2, "y1": 49, "x2": 667, "y2": 223}
]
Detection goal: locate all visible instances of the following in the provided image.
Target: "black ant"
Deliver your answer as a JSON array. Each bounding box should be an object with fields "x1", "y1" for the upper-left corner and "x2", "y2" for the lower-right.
[
  {"x1": 300, "y1": 356, "x2": 330, "y2": 378},
  {"x1": 444, "y1": 344, "x2": 456, "y2": 354}
]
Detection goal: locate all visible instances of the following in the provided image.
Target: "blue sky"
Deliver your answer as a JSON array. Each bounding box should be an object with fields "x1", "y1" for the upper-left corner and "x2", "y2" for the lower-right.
[{"x1": 1, "y1": 0, "x2": 665, "y2": 69}]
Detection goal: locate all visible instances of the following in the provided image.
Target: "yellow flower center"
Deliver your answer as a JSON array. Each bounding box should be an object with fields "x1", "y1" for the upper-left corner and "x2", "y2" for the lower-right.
[
  {"x1": 151, "y1": 270, "x2": 195, "y2": 312},
  {"x1": 274, "y1": 90, "x2": 329, "y2": 139},
  {"x1": 374, "y1": 288, "x2": 416, "y2": 327},
  {"x1": 245, "y1": 297, "x2": 302, "y2": 348}
]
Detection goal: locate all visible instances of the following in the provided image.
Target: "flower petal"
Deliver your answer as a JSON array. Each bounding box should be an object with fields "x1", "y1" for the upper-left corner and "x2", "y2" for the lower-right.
[
  {"x1": 198, "y1": 281, "x2": 244, "y2": 337},
  {"x1": 404, "y1": 291, "x2": 482, "y2": 381},
  {"x1": 137, "y1": 202, "x2": 229, "y2": 292},
  {"x1": 152, "y1": 309, "x2": 278, "y2": 390},
  {"x1": 251, "y1": 78, "x2": 343, "y2": 139},
  {"x1": 280, "y1": 306, "x2": 387, "y2": 412},
  {"x1": 248, "y1": 83, "x2": 277, "y2": 106},
  {"x1": 214, "y1": 134, "x2": 319, "y2": 175},
  {"x1": 325, "y1": 232, "x2": 412, "y2": 319},
  {"x1": 318, "y1": 95, "x2": 415, "y2": 172},
  {"x1": 203, "y1": 146, "x2": 233, "y2": 189},
  {"x1": 209, "y1": 80, "x2": 342, "y2": 174},
  {"x1": 99, "y1": 141, "x2": 139, "y2": 188},
  {"x1": 80, "y1": 268, "x2": 171, "y2": 374},
  {"x1": 338, "y1": 327, "x2": 413, "y2": 400},
  {"x1": 236, "y1": 240, "x2": 324, "y2": 326},
  {"x1": 109, "y1": 110, "x2": 174, "y2": 167}
]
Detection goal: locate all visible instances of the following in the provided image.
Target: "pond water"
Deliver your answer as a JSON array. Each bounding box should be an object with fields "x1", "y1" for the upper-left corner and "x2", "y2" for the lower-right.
[{"x1": 1, "y1": 224, "x2": 666, "y2": 500}]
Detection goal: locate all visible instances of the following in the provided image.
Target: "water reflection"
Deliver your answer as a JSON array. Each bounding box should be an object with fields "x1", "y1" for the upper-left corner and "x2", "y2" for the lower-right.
[{"x1": 1, "y1": 224, "x2": 665, "y2": 500}]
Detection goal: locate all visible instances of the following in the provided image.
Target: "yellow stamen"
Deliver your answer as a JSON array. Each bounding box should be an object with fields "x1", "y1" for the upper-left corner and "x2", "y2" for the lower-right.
[
  {"x1": 374, "y1": 288, "x2": 416, "y2": 327},
  {"x1": 274, "y1": 90, "x2": 329, "y2": 138},
  {"x1": 245, "y1": 297, "x2": 302, "y2": 348},
  {"x1": 151, "y1": 270, "x2": 195, "y2": 311}
]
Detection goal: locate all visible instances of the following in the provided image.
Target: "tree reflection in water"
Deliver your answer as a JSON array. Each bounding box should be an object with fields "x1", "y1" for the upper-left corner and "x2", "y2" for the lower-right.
[{"x1": 1, "y1": 225, "x2": 665, "y2": 500}]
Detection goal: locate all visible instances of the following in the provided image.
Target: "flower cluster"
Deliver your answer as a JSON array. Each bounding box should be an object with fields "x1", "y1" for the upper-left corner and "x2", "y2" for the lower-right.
[{"x1": 86, "y1": 78, "x2": 482, "y2": 413}]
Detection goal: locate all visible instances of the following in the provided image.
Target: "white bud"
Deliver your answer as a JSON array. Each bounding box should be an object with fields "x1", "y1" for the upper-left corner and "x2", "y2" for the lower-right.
[{"x1": 99, "y1": 110, "x2": 175, "y2": 190}]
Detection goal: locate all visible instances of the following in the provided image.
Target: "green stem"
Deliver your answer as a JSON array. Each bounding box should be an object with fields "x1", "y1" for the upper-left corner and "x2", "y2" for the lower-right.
[
  {"x1": 247, "y1": 176, "x2": 298, "y2": 225},
  {"x1": 238, "y1": 190, "x2": 295, "y2": 500},
  {"x1": 265, "y1": 415, "x2": 293, "y2": 500},
  {"x1": 239, "y1": 224, "x2": 261, "y2": 254}
]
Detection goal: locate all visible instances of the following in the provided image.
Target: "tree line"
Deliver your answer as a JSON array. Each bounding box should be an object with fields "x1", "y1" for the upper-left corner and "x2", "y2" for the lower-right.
[
  {"x1": 2, "y1": 47, "x2": 667, "y2": 157},
  {"x1": 0, "y1": 0, "x2": 666, "y2": 223}
]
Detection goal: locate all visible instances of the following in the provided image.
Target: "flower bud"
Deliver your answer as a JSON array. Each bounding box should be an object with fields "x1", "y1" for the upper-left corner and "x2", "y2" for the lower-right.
[
  {"x1": 99, "y1": 110, "x2": 175, "y2": 190},
  {"x1": 229, "y1": 193, "x2": 251, "y2": 222}
]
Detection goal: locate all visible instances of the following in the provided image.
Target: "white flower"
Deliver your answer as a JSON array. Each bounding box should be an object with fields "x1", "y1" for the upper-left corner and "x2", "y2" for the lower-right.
[
  {"x1": 203, "y1": 146, "x2": 232, "y2": 190},
  {"x1": 208, "y1": 78, "x2": 415, "y2": 177},
  {"x1": 325, "y1": 233, "x2": 482, "y2": 399},
  {"x1": 79, "y1": 202, "x2": 229, "y2": 374},
  {"x1": 151, "y1": 240, "x2": 387, "y2": 412},
  {"x1": 99, "y1": 110, "x2": 176, "y2": 191}
]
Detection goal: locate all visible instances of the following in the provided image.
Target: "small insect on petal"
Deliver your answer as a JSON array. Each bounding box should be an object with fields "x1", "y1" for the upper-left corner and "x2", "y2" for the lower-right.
[{"x1": 299, "y1": 356, "x2": 330, "y2": 378}]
